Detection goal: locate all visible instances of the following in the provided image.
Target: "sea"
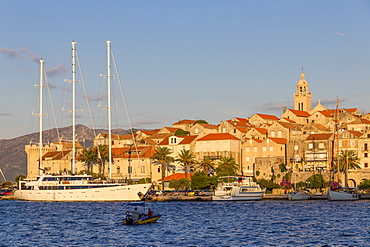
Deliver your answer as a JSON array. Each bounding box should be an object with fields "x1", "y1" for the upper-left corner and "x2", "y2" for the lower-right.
[{"x1": 1, "y1": 200, "x2": 369, "y2": 247}]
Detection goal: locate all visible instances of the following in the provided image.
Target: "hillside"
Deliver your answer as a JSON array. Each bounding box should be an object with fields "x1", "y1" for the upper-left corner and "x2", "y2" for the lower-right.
[{"x1": 0, "y1": 124, "x2": 132, "y2": 182}]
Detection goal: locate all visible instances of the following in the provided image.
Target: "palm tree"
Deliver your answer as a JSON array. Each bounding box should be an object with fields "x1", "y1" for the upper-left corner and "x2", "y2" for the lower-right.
[
  {"x1": 94, "y1": 144, "x2": 109, "y2": 177},
  {"x1": 78, "y1": 148, "x2": 97, "y2": 173},
  {"x1": 197, "y1": 156, "x2": 215, "y2": 175},
  {"x1": 216, "y1": 156, "x2": 239, "y2": 176},
  {"x1": 176, "y1": 149, "x2": 196, "y2": 180},
  {"x1": 151, "y1": 146, "x2": 174, "y2": 190},
  {"x1": 338, "y1": 150, "x2": 361, "y2": 172}
]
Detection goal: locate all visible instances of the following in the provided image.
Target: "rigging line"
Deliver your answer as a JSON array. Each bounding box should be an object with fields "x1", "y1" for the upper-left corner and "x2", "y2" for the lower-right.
[
  {"x1": 111, "y1": 51, "x2": 142, "y2": 163},
  {"x1": 76, "y1": 51, "x2": 97, "y2": 138},
  {"x1": 44, "y1": 67, "x2": 61, "y2": 142},
  {"x1": 44, "y1": 44, "x2": 70, "y2": 60}
]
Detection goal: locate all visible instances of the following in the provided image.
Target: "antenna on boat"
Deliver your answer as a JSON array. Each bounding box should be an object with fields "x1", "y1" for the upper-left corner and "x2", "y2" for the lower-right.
[{"x1": 32, "y1": 59, "x2": 47, "y2": 176}]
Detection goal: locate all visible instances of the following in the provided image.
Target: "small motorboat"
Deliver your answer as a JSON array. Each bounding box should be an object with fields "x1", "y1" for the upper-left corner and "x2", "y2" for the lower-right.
[
  {"x1": 123, "y1": 202, "x2": 162, "y2": 225},
  {"x1": 288, "y1": 191, "x2": 310, "y2": 200}
]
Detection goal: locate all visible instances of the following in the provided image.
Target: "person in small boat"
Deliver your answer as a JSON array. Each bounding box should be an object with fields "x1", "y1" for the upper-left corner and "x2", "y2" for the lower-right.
[
  {"x1": 147, "y1": 208, "x2": 153, "y2": 217},
  {"x1": 131, "y1": 207, "x2": 141, "y2": 220}
]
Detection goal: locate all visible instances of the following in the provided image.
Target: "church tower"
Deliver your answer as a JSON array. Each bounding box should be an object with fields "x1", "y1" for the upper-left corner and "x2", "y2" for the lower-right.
[{"x1": 294, "y1": 68, "x2": 312, "y2": 111}]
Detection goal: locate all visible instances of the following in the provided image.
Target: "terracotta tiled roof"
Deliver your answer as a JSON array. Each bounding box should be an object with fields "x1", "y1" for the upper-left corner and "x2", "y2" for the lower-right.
[
  {"x1": 280, "y1": 117, "x2": 296, "y2": 123},
  {"x1": 310, "y1": 123, "x2": 330, "y2": 131},
  {"x1": 255, "y1": 113, "x2": 279, "y2": 121},
  {"x1": 289, "y1": 109, "x2": 311, "y2": 117},
  {"x1": 306, "y1": 133, "x2": 333, "y2": 141},
  {"x1": 254, "y1": 127, "x2": 268, "y2": 134},
  {"x1": 318, "y1": 111, "x2": 333, "y2": 117},
  {"x1": 325, "y1": 108, "x2": 358, "y2": 114},
  {"x1": 250, "y1": 138, "x2": 263, "y2": 143},
  {"x1": 160, "y1": 173, "x2": 194, "y2": 181},
  {"x1": 269, "y1": 138, "x2": 287, "y2": 144},
  {"x1": 348, "y1": 130, "x2": 363, "y2": 138},
  {"x1": 235, "y1": 127, "x2": 250, "y2": 133},
  {"x1": 97, "y1": 133, "x2": 133, "y2": 140},
  {"x1": 139, "y1": 130, "x2": 157, "y2": 135},
  {"x1": 112, "y1": 146, "x2": 155, "y2": 159},
  {"x1": 162, "y1": 127, "x2": 179, "y2": 133},
  {"x1": 196, "y1": 133, "x2": 240, "y2": 141},
  {"x1": 277, "y1": 122, "x2": 302, "y2": 130},
  {"x1": 196, "y1": 123, "x2": 219, "y2": 129},
  {"x1": 173, "y1": 119, "x2": 197, "y2": 125},
  {"x1": 234, "y1": 117, "x2": 249, "y2": 123},
  {"x1": 51, "y1": 141, "x2": 83, "y2": 148},
  {"x1": 226, "y1": 120, "x2": 250, "y2": 128},
  {"x1": 348, "y1": 117, "x2": 370, "y2": 125},
  {"x1": 158, "y1": 135, "x2": 198, "y2": 145},
  {"x1": 42, "y1": 150, "x2": 71, "y2": 160}
]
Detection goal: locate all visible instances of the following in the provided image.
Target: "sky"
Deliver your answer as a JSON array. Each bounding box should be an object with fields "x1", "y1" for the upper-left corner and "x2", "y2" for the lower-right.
[{"x1": 1, "y1": 1, "x2": 370, "y2": 139}]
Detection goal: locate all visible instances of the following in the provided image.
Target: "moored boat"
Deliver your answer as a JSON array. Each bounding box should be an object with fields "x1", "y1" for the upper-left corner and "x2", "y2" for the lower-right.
[
  {"x1": 288, "y1": 191, "x2": 310, "y2": 200},
  {"x1": 212, "y1": 176, "x2": 265, "y2": 201},
  {"x1": 328, "y1": 187, "x2": 360, "y2": 201},
  {"x1": 14, "y1": 174, "x2": 150, "y2": 201}
]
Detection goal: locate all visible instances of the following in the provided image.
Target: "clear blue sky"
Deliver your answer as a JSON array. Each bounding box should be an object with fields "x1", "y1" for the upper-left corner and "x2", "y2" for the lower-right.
[{"x1": 1, "y1": 1, "x2": 370, "y2": 139}]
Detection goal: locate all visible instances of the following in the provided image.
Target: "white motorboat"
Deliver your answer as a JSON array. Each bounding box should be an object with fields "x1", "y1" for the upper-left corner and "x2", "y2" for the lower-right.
[
  {"x1": 288, "y1": 191, "x2": 310, "y2": 200},
  {"x1": 328, "y1": 187, "x2": 360, "y2": 201},
  {"x1": 14, "y1": 174, "x2": 150, "y2": 201},
  {"x1": 212, "y1": 176, "x2": 265, "y2": 201}
]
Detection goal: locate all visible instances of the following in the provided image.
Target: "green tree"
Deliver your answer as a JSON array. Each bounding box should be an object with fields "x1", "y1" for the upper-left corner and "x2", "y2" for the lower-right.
[
  {"x1": 257, "y1": 178, "x2": 280, "y2": 192},
  {"x1": 78, "y1": 148, "x2": 97, "y2": 173},
  {"x1": 169, "y1": 178, "x2": 191, "y2": 190},
  {"x1": 216, "y1": 157, "x2": 239, "y2": 176},
  {"x1": 338, "y1": 150, "x2": 361, "y2": 172},
  {"x1": 358, "y1": 179, "x2": 370, "y2": 191},
  {"x1": 176, "y1": 149, "x2": 196, "y2": 181},
  {"x1": 151, "y1": 146, "x2": 174, "y2": 190},
  {"x1": 306, "y1": 173, "x2": 327, "y2": 189},
  {"x1": 197, "y1": 156, "x2": 215, "y2": 175},
  {"x1": 174, "y1": 129, "x2": 190, "y2": 136},
  {"x1": 191, "y1": 171, "x2": 218, "y2": 190},
  {"x1": 193, "y1": 120, "x2": 208, "y2": 125},
  {"x1": 15, "y1": 175, "x2": 26, "y2": 183}
]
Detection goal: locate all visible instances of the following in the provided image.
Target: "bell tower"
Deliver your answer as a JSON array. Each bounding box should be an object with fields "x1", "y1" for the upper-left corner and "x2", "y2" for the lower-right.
[{"x1": 294, "y1": 67, "x2": 312, "y2": 111}]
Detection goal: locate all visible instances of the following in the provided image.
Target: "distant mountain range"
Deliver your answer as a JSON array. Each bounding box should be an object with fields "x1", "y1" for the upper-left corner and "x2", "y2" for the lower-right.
[{"x1": 0, "y1": 124, "x2": 132, "y2": 182}]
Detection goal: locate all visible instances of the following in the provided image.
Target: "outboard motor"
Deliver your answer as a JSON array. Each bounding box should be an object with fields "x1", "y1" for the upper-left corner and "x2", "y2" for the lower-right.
[{"x1": 126, "y1": 214, "x2": 134, "y2": 225}]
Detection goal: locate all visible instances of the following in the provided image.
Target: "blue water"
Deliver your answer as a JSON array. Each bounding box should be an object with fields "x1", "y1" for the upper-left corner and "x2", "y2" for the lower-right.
[{"x1": 1, "y1": 200, "x2": 370, "y2": 246}]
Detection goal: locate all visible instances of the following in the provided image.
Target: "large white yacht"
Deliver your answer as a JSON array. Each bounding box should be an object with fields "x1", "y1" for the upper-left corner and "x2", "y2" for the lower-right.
[
  {"x1": 14, "y1": 174, "x2": 150, "y2": 201},
  {"x1": 212, "y1": 176, "x2": 265, "y2": 201}
]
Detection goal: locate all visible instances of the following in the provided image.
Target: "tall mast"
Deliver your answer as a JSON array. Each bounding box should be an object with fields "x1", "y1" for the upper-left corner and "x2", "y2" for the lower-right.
[
  {"x1": 72, "y1": 41, "x2": 77, "y2": 175},
  {"x1": 107, "y1": 40, "x2": 112, "y2": 179},
  {"x1": 33, "y1": 59, "x2": 46, "y2": 176},
  {"x1": 64, "y1": 41, "x2": 78, "y2": 174},
  {"x1": 99, "y1": 41, "x2": 114, "y2": 179}
]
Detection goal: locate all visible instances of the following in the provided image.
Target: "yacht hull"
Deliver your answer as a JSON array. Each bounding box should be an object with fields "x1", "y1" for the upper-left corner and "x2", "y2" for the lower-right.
[
  {"x1": 14, "y1": 183, "x2": 151, "y2": 201},
  {"x1": 327, "y1": 190, "x2": 360, "y2": 201}
]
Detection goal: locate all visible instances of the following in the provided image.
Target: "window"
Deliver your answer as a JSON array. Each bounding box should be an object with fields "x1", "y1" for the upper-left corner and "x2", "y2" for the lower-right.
[
  {"x1": 365, "y1": 153, "x2": 368, "y2": 158},
  {"x1": 365, "y1": 143, "x2": 368, "y2": 151},
  {"x1": 319, "y1": 143, "x2": 324, "y2": 149},
  {"x1": 141, "y1": 166, "x2": 145, "y2": 173},
  {"x1": 128, "y1": 166, "x2": 133, "y2": 173},
  {"x1": 294, "y1": 145, "x2": 298, "y2": 151},
  {"x1": 308, "y1": 143, "x2": 313, "y2": 149},
  {"x1": 350, "y1": 141, "x2": 355, "y2": 147},
  {"x1": 263, "y1": 147, "x2": 266, "y2": 152},
  {"x1": 339, "y1": 141, "x2": 342, "y2": 147},
  {"x1": 365, "y1": 163, "x2": 369, "y2": 168},
  {"x1": 271, "y1": 131, "x2": 275, "y2": 137},
  {"x1": 246, "y1": 157, "x2": 250, "y2": 162},
  {"x1": 246, "y1": 147, "x2": 250, "y2": 152},
  {"x1": 270, "y1": 146, "x2": 273, "y2": 151},
  {"x1": 253, "y1": 147, "x2": 258, "y2": 152},
  {"x1": 117, "y1": 166, "x2": 121, "y2": 174},
  {"x1": 278, "y1": 131, "x2": 282, "y2": 137},
  {"x1": 195, "y1": 128, "x2": 199, "y2": 134}
]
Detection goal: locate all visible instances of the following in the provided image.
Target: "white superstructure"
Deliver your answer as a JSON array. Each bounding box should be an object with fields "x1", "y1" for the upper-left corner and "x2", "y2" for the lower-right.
[
  {"x1": 212, "y1": 176, "x2": 265, "y2": 201},
  {"x1": 14, "y1": 174, "x2": 151, "y2": 201}
]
